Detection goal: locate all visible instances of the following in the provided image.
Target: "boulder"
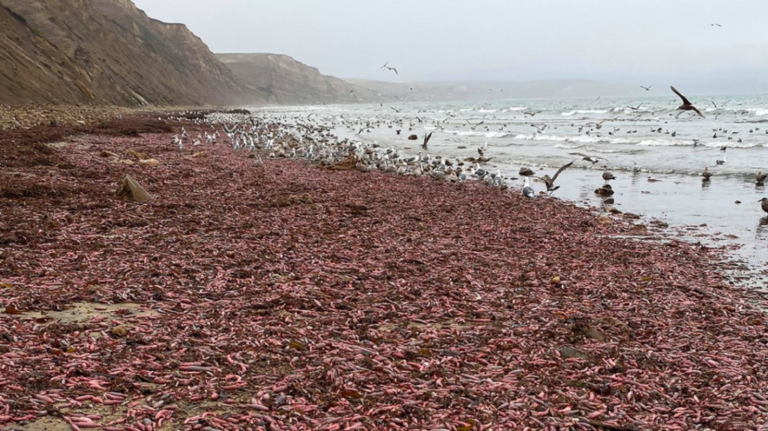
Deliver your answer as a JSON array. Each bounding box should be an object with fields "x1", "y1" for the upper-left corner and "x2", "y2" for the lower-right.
[{"x1": 116, "y1": 175, "x2": 151, "y2": 202}]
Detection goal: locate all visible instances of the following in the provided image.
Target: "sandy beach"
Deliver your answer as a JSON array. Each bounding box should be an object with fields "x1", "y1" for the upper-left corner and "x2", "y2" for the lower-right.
[{"x1": 1, "y1": 112, "x2": 768, "y2": 430}]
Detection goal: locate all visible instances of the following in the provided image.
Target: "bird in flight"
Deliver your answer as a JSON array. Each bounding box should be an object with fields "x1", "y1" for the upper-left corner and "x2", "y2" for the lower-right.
[
  {"x1": 710, "y1": 23, "x2": 722, "y2": 27},
  {"x1": 422, "y1": 132, "x2": 433, "y2": 151},
  {"x1": 535, "y1": 160, "x2": 575, "y2": 194},
  {"x1": 465, "y1": 119, "x2": 485, "y2": 130},
  {"x1": 671, "y1": 86, "x2": 704, "y2": 118},
  {"x1": 640, "y1": 84, "x2": 655, "y2": 91},
  {"x1": 380, "y1": 62, "x2": 398, "y2": 74},
  {"x1": 568, "y1": 152, "x2": 605, "y2": 164},
  {"x1": 627, "y1": 103, "x2": 643, "y2": 111}
]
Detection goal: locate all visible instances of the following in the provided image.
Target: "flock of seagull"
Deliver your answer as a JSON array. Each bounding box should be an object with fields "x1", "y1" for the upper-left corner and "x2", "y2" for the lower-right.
[{"x1": 167, "y1": 83, "x2": 768, "y2": 217}]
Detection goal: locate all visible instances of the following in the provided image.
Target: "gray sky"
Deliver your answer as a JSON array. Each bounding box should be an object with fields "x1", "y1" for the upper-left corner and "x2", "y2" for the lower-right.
[{"x1": 132, "y1": 0, "x2": 768, "y2": 89}]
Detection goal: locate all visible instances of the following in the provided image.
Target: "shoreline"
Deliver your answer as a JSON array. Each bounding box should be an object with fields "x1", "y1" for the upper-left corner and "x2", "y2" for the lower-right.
[{"x1": 1, "y1": 113, "x2": 768, "y2": 430}]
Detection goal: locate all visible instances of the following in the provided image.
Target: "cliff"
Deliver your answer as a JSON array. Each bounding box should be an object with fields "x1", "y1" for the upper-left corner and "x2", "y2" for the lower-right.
[
  {"x1": 0, "y1": 0, "x2": 258, "y2": 106},
  {"x1": 217, "y1": 53, "x2": 378, "y2": 105}
]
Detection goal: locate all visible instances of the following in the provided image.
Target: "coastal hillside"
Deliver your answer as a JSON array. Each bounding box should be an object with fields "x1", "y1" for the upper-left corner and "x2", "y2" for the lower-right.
[
  {"x1": 347, "y1": 78, "x2": 648, "y2": 101},
  {"x1": 217, "y1": 53, "x2": 379, "y2": 105},
  {"x1": 0, "y1": 0, "x2": 255, "y2": 106}
]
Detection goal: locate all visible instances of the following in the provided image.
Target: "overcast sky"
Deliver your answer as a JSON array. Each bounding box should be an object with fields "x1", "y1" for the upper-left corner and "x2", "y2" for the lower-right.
[{"x1": 132, "y1": 0, "x2": 768, "y2": 89}]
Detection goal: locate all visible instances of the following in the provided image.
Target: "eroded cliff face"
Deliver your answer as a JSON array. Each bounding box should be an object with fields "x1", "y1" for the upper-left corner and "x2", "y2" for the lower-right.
[
  {"x1": 217, "y1": 53, "x2": 378, "y2": 105},
  {"x1": 0, "y1": 0, "x2": 259, "y2": 106}
]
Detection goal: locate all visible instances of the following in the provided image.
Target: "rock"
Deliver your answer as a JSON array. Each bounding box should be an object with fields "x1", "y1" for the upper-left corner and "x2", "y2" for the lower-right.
[
  {"x1": 573, "y1": 321, "x2": 605, "y2": 342},
  {"x1": 551, "y1": 276, "x2": 561, "y2": 284},
  {"x1": 126, "y1": 149, "x2": 149, "y2": 160},
  {"x1": 138, "y1": 158, "x2": 160, "y2": 166},
  {"x1": 111, "y1": 326, "x2": 128, "y2": 337},
  {"x1": 633, "y1": 224, "x2": 647, "y2": 232},
  {"x1": 558, "y1": 346, "x2": 594, "y2": 362},
  {"x1": 192, "y1": 152, "x2": 208, "y2": 158},
  {"x1": 121, "y1": 159, "x2": 134, "y2": 165},
  {"x1": 116, "y1": 175, "x2": 151, "y2": 203},
  {"x1": 650, "y1": 220, "x2": 669, "y2": 229},
  {"x1": 101, "y1": 150, "x2": 119, "y2": 158},
  {"x1": 598, "y1": 215, "x2": 612, "y2": 225}
]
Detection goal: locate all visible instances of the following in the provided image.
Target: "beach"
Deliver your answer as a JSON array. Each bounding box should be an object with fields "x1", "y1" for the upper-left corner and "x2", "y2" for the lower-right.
[{"x1": 1, "y1": 111, "x2": 768, "y2": 430}]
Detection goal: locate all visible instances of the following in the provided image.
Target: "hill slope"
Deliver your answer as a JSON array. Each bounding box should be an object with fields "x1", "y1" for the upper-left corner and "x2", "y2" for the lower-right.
[
  {"x1": 0, "y1": 0, "x2": 257, "y2": 106},
  {"x1": 218, "y1": 53, "x2": 379, "y2": 105},
  {"x1": 347, "y1": 79, "x2": 647, "y2": 101}
]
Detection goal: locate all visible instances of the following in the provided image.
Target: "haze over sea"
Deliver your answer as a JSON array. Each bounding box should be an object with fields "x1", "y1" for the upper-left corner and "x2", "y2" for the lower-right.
[{"x1": 257, "y1": 93, "x2": 768, "y2": 285}]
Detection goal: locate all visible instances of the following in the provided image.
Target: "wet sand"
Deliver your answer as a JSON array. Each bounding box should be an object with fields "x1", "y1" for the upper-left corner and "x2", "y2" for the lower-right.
[{"x1": 1, "y1": 113, "x2": 768, "y2": 430}]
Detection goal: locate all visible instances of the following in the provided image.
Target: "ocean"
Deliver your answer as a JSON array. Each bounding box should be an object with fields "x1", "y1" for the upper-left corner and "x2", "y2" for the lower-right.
[{"x1": 254, "y1": 93, "x2": 768, "y2": 286}]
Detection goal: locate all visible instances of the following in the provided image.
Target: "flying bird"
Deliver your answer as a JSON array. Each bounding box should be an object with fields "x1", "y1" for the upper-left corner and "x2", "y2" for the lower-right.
[
  {"x1": 465, "y1": 120, "x2": 485, "y2": 130},
  {"x1": 710, "y1": 23, "x2": 722, "y2": 27},
  {"x1": 381, "y1": 64, "x2": 398, "y2": 74},
  {"x1": 671, "y1": 86, "x2": 705, "y2": 118},
  {"x1": 422, "y1": 132, "x2": 433, "y2": 151},
  {"x1": 535, "y1": 160, "x2": 575, "y2": 194},
  {"x1": 640, "y1": 84, "x2": 655, "y2": 91},
  {"x1": 568, "y1": 152, "x2": 605, "y2": 164},
  {"x1": 627, "y1": 103, "x2": 643, "y2": 111}
]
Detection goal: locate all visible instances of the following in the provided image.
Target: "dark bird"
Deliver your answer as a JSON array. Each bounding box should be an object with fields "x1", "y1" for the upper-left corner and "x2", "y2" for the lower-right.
[
  {"x1": 519, "y1": 167, "x2": 535, "y2": 177},
  {"x1": 568, "y1": 152, "x2": 604, "y2": 164},
  {"x1": 640, "y1": 84, "x2": 655, "y2": 91},
  {"x1": 716, "y1": 156, "x2": 727, "y2": 165},
  {"x1": 756, "y1": 171, "x2": 766, "y2": 186},
  {"x1": 602, "y1": 171, "x2": 616, "y2": 184},
  {"x1": 422, "y1": 132, "x2": 433, "y2": 151},
  {"x1": 761, "y1": 197, "x2": 768, "y2": 214},
  {"x1": 382, "y1": 65, "x2": 398, "y2": 74},
  {"x1": 702, "y1": 167, "x2": 713, "y2": 181},
  {"x1": 671, "y1": 86, "x2": 704, "y2": 118},
  {"x1": 535, "y1": 160, "x2": 575, "y2": 194},
  {"x1": 392, "y1": 107, "x2": 402, "y2": 113}
]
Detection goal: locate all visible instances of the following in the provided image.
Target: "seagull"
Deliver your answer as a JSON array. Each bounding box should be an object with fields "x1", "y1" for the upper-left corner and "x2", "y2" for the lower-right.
[
  {"x1": 632, "y1": 162, "x2": 641, "y2": 173},
  {"x1": 640, "y1": 84, "x2": 655, "y2": 91},
  {"x1": 761, "y1": 197, "x2": 768, "y2": 214},
  {"x1": 756, "y1": 172, "x2": 766, "y2": 186},
  {"x1": 422, "y1": 132, "x2": 433, "y2": 151},
  {"x1": 380, "y1": 63, "x2": 398, "y2": 74},
  {"x1": 465, "y1": 120, "x2": 485, "y2": 130},
  {"x1": 531, "y1": 124, "x2": 547, "y2": 133},
  {"x1": 602, "y1": 171, "x2": 616, "y2": 184},
  {"x1": 671, "y1": 86, "x2": 704, "y2": 118},
  {"x1": 627, "y1": 103, "x2": 643, "y2": 111},
  {"x1": 716, "y1": 156, "x2": 727, "y2": 165},
  {"x1": 710, "y1": 23, "x2": 722, "y2": 27},
  {"x1": 568, "y1": 152, "x2": 604, "y2": 164},
  {"x1": 535, "y1": 160, "x2": 575, "y2": 194},
  {"x1": 522, "y1": 177, "x2": 536, "y2": 199},
  {"x1": 702, "y1": 167, "x2": 713, "y2": 180}
]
